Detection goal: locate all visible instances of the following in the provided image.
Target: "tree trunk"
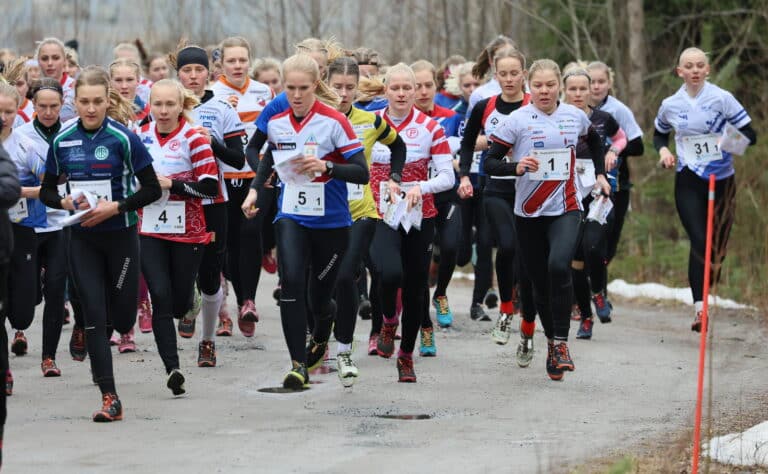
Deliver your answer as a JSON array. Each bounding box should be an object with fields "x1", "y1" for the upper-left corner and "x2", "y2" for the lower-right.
[{"x1": 626, "y1": 0, "x2": 646, "y2": 126}]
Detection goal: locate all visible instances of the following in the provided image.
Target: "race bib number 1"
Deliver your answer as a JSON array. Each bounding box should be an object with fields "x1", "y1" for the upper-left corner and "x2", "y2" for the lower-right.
[
  {"x1": 682, "y1": 134, "x2": 721, "y2": 164},
  {"x1": 530, "y1": 149, "x2": 571, "y2": 181},
  {"x1": 9, "y1": 198, "x2": 29, "y2": 222},
  {"x1": 70, "y1": 180, "x2": 113, "y2": 202},
  {"x1": 141, "y1": 201, "x2": 185, "y2": 234},
  {"x1": 282, "y1": 183, "x2": 325, "y2": 216}
]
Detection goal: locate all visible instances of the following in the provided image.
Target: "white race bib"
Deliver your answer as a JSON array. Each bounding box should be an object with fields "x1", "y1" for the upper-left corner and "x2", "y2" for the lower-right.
[
  {"x1": 347, "y1": 183, "x2": 365, "y2": 201},
  {"x1": 141, "y1": 200, "x2": 185, "y2": 233},
  {"x1": 469, "y1": 151, "x2": 481, "y2": 174},
  {"x1": 9, "y1": 198, "x2": 29, "y2": 222},
  {"x1": 70, "y1": 180, "x2": 113, "y2": 202},
  {"x1": 682, "y1": 134, "x2": 722, "y2": 164},
  {"x1": 530, "y1": 149, "x2": 571, "y2": 181},
  {"x1": 379, "y1": 181, "x2": 417, "y2": 215},
  {"x1": 575, "y1": 158, "x2": 596, "y2": 188},
  {"x1": 282, "y1": 183, "x2": 325, "y2": 216}
]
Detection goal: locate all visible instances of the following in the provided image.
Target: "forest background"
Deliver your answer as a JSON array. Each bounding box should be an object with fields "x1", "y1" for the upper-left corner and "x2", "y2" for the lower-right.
[{"x1": 3, "y1": 0, "x2": 767, "y2": 307}]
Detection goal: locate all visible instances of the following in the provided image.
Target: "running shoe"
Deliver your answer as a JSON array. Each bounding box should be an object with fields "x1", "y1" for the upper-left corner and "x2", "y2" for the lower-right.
[
  {"x1": 592, "y1": 291, "x2": 612, "y2": 323},
  {"x1": 185, "y1": 287, "x2": 202, "y2": 321},
  {"x1": 419, "y1": 327, "x2": 436, "y2": 357},
  {"x1": 5, "y1": 370, "x2": 13, "y2": 396},
  {"x1": 92, "y1": 392, "x2": 122, "y2": 422},
  {"x1": 470, "y1": 303, "x2": 490, "y2": 321},
  {"x1": 433, "y1": 296, "x2": 453, "y2": 327},
  {"x1": 397, "y1": 357, "x2": 416, "y2": 383},
  {"x1": 484, "y1": 288, "x2": 499, "y2": 309},
  {"x1": 516, "y1": 333, "x2": 534, "y2": 368},
  {"x1": 368, "y1": 333, "x2": 378, "y2": 356},
  {"x1": 283, "y1": 361, "x2": 309, "y2": 390},
  {"x1": 357, "y1": 295, "x2": 372, "y2": 320},
  {"x1": 576, "y1": 318, "x2": 594, "y2": 339},
  {"x1": 237, "y1": 302, "x2": 257, "y2": 338},
  {"x1": 70, "y1": 327, "x2": 87, "y2": 361},
  {"x1": 178, "y1": 318, "x2": 196, "y2": 339},
  {"x1": 109, "y1": 332, "x2": 120, "y2": 346},
  {"x1": 336, "y1": 350, "x2": 358, "y2": 387},
  {"x1": 546, "y1": 341, "x2": 564, "y2": 381},
  {"x1": 691, "y1": 311, "x2": 703, "y2": 333},
  {"x1": 570, "y1": 303, "x2": 582, "y2": 321},
  {"x1": 239, "y1": 299, "x2": 259, "y2": 322},
  {"x1": 118, "y1": 331, "x2": 136, "y2": 353},
  {"x1": 197, "y1": 340, "x2": 216, "y2": 367},
  {"x1": 428, "y1": 260, "x2": 438, "y2": 288},
  {"x1": 63, "y1": 302, "x2": 71, "y2": 325},
  {"x1": 306, "y1": 338, "x2": 329, "y2": 371},
  {"x1": 554, "y1": 342, "x2": 575, "y2": 371},
  {"x1": 262, "y1": 253, "x2": 277, "y2": 274},
  {"x1": 41, "y1": 357, "x2": 62, "y2": 377},
  {"x1": 377, "y1": 323, "x2": 397, "y2": 358},
  {"x1": 491, "y1": 313, "x2": 514, "y2": 345},
  {"x1": 167, "y1": 369, "x2": 186, "y2": 396},
  {"x1": 138, "y1": 299, "x2": 153, "y2": 333},
  {"x1": 11, "y1": 331, "x2": 27, "y2": 356},
  {"x1": 216, "y1": 315, "x2": 233, "y2": 337}
]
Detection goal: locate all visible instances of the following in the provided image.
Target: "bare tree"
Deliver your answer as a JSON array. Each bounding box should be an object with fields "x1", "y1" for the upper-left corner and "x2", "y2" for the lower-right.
[{"x1": 626, "y1": 0, "x2": 646, "y2": 126}]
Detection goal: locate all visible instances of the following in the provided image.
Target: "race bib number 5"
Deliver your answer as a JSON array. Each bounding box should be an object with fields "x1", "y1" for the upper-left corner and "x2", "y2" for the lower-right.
[
  {"x1": 530, "y1": 149, "x2": 571, "y2": 181},
  {"x1": 282, "y1": 183, "x2": 325, "y2": 216},
  {"x1": 141, "y1": 201, "x2": 185, "y2": 234},
  {"x1": 682, "y1": 134, "x2": 721, "y2": 164}
]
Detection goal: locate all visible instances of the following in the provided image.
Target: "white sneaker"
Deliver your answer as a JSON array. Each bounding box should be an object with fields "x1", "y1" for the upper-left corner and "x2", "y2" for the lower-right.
[
  {"x1": 336, "y1": 351, "x2": 358, "y2": 387},
  {"x1": 491, "y1": 313, "x2": 513, "y2": 345},
  {"x1": 516, "y1": 334, "x2": 534, "y2": 368}
]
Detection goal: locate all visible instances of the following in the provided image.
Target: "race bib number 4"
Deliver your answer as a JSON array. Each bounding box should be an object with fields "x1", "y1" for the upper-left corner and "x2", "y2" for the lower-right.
[
  {"x1": 70, "y1": 180, "x2": 113, "y2": 202},
  {"x1": 682, "y1": 134, "x2": 722, "y2": 164},
  {"x1": 141, "y1": 201, "x2": 185, "y2": 234},
  {"x1": 282, "y1": 183, "x2": 325, "y2": 216},
  {"x1": 347, "y1": 183, "x2": 365, "y2": 201},
  {"x1": 9, "y1": 198, "x2": 29, "y2": 222},
  {"x1": 530, "y1": 149, "x2": 571, "y2": 181}
]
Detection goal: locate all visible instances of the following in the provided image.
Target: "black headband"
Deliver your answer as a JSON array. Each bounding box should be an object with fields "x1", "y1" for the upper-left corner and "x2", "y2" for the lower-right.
[{"x1": 177, "y1": 47, "x2": 209, "y2": 71}]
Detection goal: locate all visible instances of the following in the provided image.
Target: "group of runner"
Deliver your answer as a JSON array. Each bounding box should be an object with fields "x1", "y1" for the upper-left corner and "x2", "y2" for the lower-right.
[{"x1": 0, "y1": 33, "x2": 756, "y2": 426}]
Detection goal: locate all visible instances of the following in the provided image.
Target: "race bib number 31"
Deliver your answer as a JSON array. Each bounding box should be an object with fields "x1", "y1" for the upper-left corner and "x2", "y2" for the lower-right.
[
  {"x1": 141, "y1": 201, "x2": 185, "y2": 234},
  {"x1": 282, "y1": 183, "x2": 325, "y2": 216},
  {"x1": 682, "y1": 134, "x2": 721, "y2": 164},
  {"x1": 530, "y1": 149, "x2": 571, "y2": 181}
]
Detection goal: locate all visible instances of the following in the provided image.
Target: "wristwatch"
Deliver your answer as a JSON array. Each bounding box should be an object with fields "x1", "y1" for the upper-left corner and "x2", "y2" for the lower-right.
[
  {"x1": 389, "y1": 172, "x2": 402, "y2": 184},
  {"x1": 325, "y1": 161, "x2": 334, "y2": 176},
  {"x1": 609, "y1": 146, "x2": 620, "y2": 155}
]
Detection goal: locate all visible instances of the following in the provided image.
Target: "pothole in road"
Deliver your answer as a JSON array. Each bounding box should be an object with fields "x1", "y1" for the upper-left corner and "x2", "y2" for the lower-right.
[
  {"x1": 257, "y1": 387, "x2": 309, "y2": 393},
  {"x1": 375, "y1": 414, "x2": 432, "y2": 420}
]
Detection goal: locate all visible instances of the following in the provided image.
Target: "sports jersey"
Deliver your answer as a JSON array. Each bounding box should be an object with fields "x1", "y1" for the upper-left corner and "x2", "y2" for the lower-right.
[
  {"x1": 17, "y1": 98, "x2": 35, "y2": 123},
  {"x1": 490, "y1": 102, "x2": 591, "y2": 217},
  {"x1": 593, "y1": 94, "x2": 642, "y2": 187},
  {"x1": 193, "y1": 91, "x2": 246, "y2": 205},
  {"x1": 15, "y1": 120, "x2": 69, "y2": 230},
  {"x1": 268, "y1": 99, "x2": 363, "y2": 229},
  {"x1": 136, "y1": 77, "x2": 152, "y2": 105},
  {"x1": 654, "y1": 81, "x2": 751, "y2": 180},
  {"x1": 3, "y1": 130, "x2": 47, "y2": 228},
  {"x1": 59, "y1": 73, "x2": 77, "y2": 122},
  {"x1": 137, "y1": 119, "x2": 217, "y2": 244},
  {"x1": 370, "y1": 107, "x2": 453, "y2": 220},
  {"x1": 47, "y1": 117, "x2": 154, "y2": 231},
  {"x1": 467, "y1": 78, "x2": 500, "y2": 118},
  {"x1": 346, "y1": 106, "x2": 399, "y2": 221},
  {"x1": 473, "y1": 93, "x2": 530, "y2": 188},
  {"x1": 354, "y1": 97, "x2": 388, "y2": 112},
  {"x1": 435, "y1": 92, "x2": 462, "y2": 112},
  {"x1": 421, "y1": 104, "x2": 461, "y2": 204},
  {"x1": 211, "y1": 76, "x2": 274, "y2": 178},
  {"x1": 256, "y1": 91, "x2": 289, "y2": 134},
  {"x1": 574, "y1": 109, "x2": 619, "y2": 198}
]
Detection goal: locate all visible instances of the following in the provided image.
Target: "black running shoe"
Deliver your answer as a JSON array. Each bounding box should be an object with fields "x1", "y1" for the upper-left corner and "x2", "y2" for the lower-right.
[
  {"x1": 306, "y1": 338, "x2": 328, "y2": 371},
  {"x1": 484, "y1": 289, "x2": 499, "y2": 309},
  {"x1": 546, "y1": 342, "x2": 564, "y2": 381},
  {"x1": 357, "y1": 296, "x2": 372, "y2": 320},
  {"x1": 470, "y1": 303, "x2": 491, "y2": 321},
  {"x1": 69, "y1": 327, "x2": 87, "y2": 362},
  {"x1": 554, "y1": 342, "x2": 575, "y2": 371},
  {"x1": 167, "y1": 369, "x2": 186, "y2": 396},
  {"x1": 283, "y1": 361, "x2": 309, "y2": 390}
]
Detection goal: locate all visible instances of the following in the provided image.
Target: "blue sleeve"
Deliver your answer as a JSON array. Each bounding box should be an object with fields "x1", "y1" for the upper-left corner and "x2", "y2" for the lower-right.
[
  {"x1": 445, "y1": 114, "x2": 461, "y2": 138},
  {"x1": 256, "y1": 92, "x2": 289, "y2": 134},
  {"x1": 129, "y1": 132, "x2": 153, "y2": 172},
  {"x1": 45, "y1": 144, "x2": 61, "y2": 177}
]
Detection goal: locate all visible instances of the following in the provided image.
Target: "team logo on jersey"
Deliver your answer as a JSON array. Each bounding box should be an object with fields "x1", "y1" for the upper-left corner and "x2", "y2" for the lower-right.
[
  {"x1": 169, "y1": 139, "x2": 181, "y2": 151},
  {"x1": 406, "y1": 128, "x2": 418, "y2": 139},
  {"x1": 490, "y1": 117, "x2": 499, "y2": 126},
  {"x1": 142, "y1": 136, "x2": 153, "y2": 145},
  {"x1": 94, "y1": 145, "x2": 110, "y2": 160},
  {"x1": 531, "y1": 114, "x2": 538, "y2": 119},
  {"x1": 534, "y1": 141, "x2": 544, "y2": 148},
  {"x1": 59, "y1": 140, "x2": 82, "y2": 148},
  {"x1": 276, "y1": 142, "x2": 297, "y2": 151}
]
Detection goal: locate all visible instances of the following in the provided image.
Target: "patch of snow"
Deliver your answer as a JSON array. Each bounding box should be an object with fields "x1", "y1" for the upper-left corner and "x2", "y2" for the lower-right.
[
  {"x1": 707, "y1": 421, "x2": 768, "y2": 467},
  {"x1": 606, "y1": 279, "x2": 754, "y2": 310}
]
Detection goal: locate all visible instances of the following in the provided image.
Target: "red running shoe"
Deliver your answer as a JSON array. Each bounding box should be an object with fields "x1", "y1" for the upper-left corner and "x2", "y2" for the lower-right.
[
  {"x1": 92, "y1": 392, "x2": 122, "y2": 422},
  {"x1": 397, "y1": 357, "x2": 416, "y2": 383},
  {"x1": 138, "y1": 299, "x2": 153, "y2": 333},
  {"x1": 41, "y1": 357, "x2": 62, "y2": 377}
]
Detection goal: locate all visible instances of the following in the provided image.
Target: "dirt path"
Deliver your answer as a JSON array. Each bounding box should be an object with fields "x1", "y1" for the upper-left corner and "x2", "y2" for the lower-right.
[{"x1": 4, "y1": 273, "x2": 766, "y2": 473}]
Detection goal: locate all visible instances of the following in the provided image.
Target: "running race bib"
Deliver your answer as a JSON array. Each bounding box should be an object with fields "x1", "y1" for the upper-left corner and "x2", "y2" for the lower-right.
[
  {"x1": 347, "y1": 183, "x2": 365, "y2": 201},
  {"x1": 682, "y1": 134, "x2": 722, "y2": 164},
  {"x1": 8, "y1": 198, "x2": 29, "y2": 222},
  {"x1": 282, "y1": 183, "x2": 325, "y2": 216},
  {"x1": 141, "y1": 200, "x2": 185, "y2": 234},
  {"x1": 70, "y1": 180, "x2": 113, "y2": 202},
  {"x1": 470, "y1": 151, "x2": 481, "y2": 174},
  {"x1": 575, "y1": 159, "x2": 596, "y2": 188},
  {"x1": 378, "y1": 181, "x2": 417, "y2": 215},
  {"x1": 530, "y1": 149, "x2": 571, "y2": 181}
]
